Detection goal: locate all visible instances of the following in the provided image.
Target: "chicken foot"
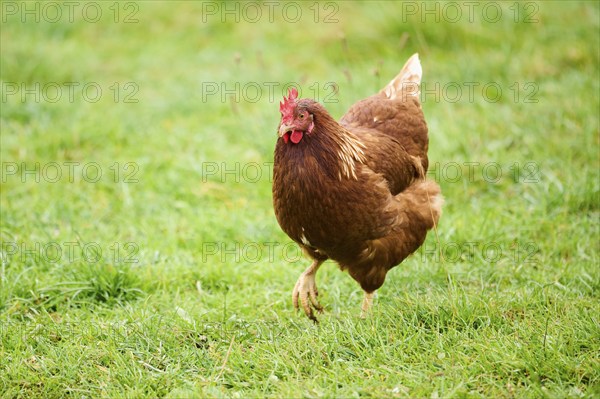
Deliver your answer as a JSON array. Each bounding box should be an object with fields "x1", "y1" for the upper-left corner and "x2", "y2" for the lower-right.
[{"x1": 292, "y1": 259, "x2": 324, "y2": 321}]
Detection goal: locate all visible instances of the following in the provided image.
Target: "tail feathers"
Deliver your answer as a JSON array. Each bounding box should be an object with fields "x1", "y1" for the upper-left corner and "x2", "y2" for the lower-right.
[{"x1": 381, "y1": 53, "x2": 422, "y2": 100}]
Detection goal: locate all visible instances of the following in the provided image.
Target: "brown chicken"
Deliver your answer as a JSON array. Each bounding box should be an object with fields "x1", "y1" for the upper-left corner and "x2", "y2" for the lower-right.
[{"x1": 272, "y1": 54, "x2": 443, "y2": 321}]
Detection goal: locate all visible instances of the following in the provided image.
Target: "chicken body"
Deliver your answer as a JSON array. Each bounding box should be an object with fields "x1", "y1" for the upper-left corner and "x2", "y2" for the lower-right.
[{"x1": 273, "y1": 54, "x2": 443, "y2": 321}]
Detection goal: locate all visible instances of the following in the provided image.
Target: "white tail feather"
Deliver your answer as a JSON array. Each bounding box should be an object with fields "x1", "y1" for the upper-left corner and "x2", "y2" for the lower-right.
[{"x1": 381, "y1": 53, "x2": 422, "y2": 100}]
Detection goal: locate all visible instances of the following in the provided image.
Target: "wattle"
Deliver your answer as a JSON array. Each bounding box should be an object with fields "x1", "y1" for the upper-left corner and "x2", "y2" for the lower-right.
[{"x1": 290, "y1": 130, "x2": 303, "y2": 144}]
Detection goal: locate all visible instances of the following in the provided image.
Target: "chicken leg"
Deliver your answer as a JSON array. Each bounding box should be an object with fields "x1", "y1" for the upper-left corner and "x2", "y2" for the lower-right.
[
  {"x1": 292, "y1": 259, "x2": 324, "y2": 321},
  {"x1": 360, "y1": 291, "x2": 375, "y2": 318}
]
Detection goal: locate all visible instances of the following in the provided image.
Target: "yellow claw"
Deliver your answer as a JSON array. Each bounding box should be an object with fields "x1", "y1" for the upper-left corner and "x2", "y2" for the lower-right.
[{"x1": 292, "y1": 259, "x2": 324, "y2": 322}]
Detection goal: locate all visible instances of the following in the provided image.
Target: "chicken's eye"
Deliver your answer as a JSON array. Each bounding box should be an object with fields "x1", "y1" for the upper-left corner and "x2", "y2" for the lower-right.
[{"x1": 299, "y1": 113, "x2": 305, "y2": 119}]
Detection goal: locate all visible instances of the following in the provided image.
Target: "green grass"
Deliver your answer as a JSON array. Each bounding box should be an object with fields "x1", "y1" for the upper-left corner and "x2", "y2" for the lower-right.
[{"x1": 1, "y1": 1, "x2": 599, "y2": 397}]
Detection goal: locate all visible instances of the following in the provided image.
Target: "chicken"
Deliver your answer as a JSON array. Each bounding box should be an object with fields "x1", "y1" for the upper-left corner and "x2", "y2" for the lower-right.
[{"x1": 272, "y1": 54, "x2": 443, "y2": 321}]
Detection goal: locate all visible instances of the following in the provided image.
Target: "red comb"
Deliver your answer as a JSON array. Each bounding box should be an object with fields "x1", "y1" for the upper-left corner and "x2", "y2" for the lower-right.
[{"x1": 279, "y1": 87, "x2": 298, "y2": 121}]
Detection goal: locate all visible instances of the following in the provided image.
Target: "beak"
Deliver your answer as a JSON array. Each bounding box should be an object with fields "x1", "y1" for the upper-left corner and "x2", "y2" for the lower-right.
[{"x1": 278, "y1": 124, "x2": 293, "y2": 137}]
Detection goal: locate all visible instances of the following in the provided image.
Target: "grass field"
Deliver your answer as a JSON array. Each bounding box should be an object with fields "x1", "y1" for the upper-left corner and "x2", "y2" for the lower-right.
[{"x1": 1, "y1": 1, "x2": 599, "y2": 397}]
